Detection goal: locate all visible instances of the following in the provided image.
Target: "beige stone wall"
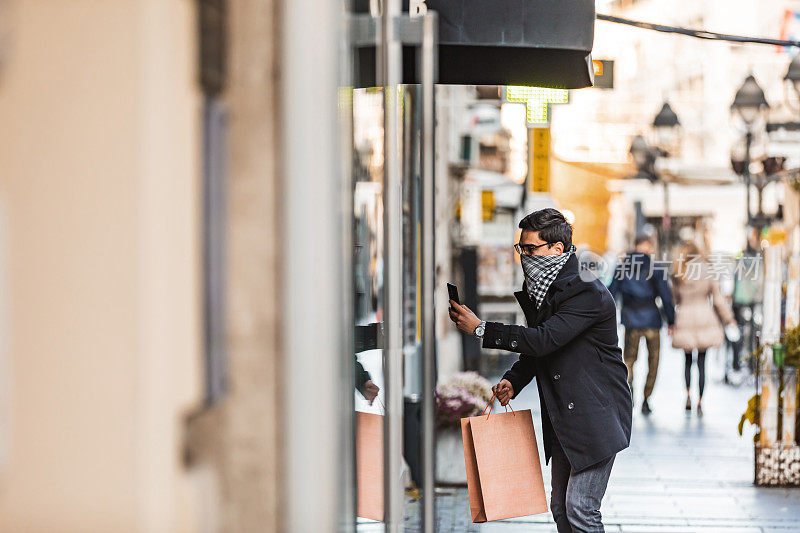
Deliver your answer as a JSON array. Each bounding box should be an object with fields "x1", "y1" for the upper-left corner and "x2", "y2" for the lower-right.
[
  {"x1": 0, "y1": 0, "x2": 295, "y2": 529},
  {"x1": 219, "y1": 0, "x2": 283, "y2": 525},
  {"x1": 0, "y1": 1, "x2": 203, "y2": 531},
  {"x1": 218, "y1": 0, "x2": 282, "y2": 529},
  {"x1": 183, "y1": 0, "x2": 283, "y2": 531}
]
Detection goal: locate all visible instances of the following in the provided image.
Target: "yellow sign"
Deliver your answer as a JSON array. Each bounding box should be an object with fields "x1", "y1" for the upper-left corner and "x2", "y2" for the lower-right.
[
  {"x1": 529, "y1": 127, "x2": 550, "y2": 193},
  {"x1": 481, "y1": 190, "x2": 495, "y2": 221}
]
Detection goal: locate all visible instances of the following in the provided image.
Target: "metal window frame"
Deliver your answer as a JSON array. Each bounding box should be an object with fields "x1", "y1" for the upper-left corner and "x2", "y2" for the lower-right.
[
  {"x1": 201, "y1": 97, "x2": 228, "y2": 406},
  {"x1": 376, "y1": 9, "x2": 438, "y2": 532}
]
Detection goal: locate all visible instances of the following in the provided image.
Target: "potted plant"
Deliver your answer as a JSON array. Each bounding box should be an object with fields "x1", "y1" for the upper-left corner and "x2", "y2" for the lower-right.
[
  {"x1": 434, "y1": 371, "x2": 494, "y2": 484},
  {"x1": 740, "y1": 325, "x2": 800, "y2": 485}
]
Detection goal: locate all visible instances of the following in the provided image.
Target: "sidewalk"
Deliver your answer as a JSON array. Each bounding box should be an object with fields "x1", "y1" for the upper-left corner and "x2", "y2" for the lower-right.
[{"x1": 429, "y1": 329, "x2": 800, "y2": 532}]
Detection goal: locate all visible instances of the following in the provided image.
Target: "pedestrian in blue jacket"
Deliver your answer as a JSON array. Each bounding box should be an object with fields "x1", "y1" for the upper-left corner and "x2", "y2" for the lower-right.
[{"x1": 609, "y1": 235, "x2": 675, "y2": 415}]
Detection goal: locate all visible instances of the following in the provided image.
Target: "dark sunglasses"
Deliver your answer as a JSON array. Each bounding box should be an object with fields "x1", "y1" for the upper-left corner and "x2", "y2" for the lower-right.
[{"x1": 514, "y1": 242, "x2": 553, "y2": 255}]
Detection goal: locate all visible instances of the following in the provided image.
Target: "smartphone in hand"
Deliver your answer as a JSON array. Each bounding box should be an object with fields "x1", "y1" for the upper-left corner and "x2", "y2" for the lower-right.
[{"x1": 447, "y1": 283, "x2": 460, "y2": 306}]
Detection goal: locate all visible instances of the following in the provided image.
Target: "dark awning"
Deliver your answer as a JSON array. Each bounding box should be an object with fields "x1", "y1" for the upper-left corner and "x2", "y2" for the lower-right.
[{"x1": 353, "y1": 0, "x2": 596, "y2": 88}]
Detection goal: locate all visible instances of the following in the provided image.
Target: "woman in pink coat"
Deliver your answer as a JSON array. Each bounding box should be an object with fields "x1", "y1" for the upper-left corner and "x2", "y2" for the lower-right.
[{"x1": 671, "y1": 241, "x2": 737, "y2": 416}]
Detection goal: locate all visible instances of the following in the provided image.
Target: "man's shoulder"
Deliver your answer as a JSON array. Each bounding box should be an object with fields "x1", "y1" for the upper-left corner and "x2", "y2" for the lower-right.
[{"x1": 558, "y1": 274, "x2": 608, "y2": 304}]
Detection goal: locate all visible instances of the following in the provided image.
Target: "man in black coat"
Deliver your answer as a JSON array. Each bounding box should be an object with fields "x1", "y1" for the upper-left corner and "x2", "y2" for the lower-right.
[{"x1": 449, "y1": 208, "x2": 632, "y2": 533}]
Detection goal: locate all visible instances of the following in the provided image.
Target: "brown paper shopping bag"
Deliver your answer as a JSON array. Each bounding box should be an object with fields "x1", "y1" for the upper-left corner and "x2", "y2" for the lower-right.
[
  {"x1": 356, "y1": 411, "x2": 384, "y2": 521},
  {"x1": 461, "y1": 399, "x2": 548, "y2": 522}
]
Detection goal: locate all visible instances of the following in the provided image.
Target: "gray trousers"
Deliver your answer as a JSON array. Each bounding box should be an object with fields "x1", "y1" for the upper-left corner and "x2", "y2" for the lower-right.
[{"x1": 550, "y1": 433, "x2": 615, "y2": 533}]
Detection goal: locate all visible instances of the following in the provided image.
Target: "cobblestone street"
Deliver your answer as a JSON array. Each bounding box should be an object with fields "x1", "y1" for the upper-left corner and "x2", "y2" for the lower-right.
[{"x1": 418, "y1": 330, "x2": 800, "y2": 532}]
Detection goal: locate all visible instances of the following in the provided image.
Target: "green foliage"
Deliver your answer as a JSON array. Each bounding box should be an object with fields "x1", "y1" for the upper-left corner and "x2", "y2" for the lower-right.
[
  {"x1": 789, "y1": 175, "x2": 800, "y2": 193},
  {"x1": 782, "y1": 323, "x2": 800, "y2": 367},
  {"x1": 737, "y1": 325, "x2": 800, "y2": 441},
  {"x1": 738, "y1": 393, "x2": 761, "y2": 444}
]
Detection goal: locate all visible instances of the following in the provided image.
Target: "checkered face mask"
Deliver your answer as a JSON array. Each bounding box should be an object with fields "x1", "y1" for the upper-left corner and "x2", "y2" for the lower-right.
[{"x1": 520, "y1": 244, "x2": 576, "y2": 308}]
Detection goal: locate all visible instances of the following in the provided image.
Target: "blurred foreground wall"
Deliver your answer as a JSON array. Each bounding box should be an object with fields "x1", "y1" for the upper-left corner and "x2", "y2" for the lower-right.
[
  {"x1": 0, "y1": 1, "x2": 204, "y2": 530},
  {"x1": 182, "y1": 0, "x2": 284, "y2": 531},
  {"x1": 0, "y1": 0, "x2": 285, "y2": 531}
]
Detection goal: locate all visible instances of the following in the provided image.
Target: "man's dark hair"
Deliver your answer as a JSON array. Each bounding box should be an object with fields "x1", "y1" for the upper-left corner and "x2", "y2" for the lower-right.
[
  {"x1": 634, "y1": 235, "x2": 652, "y2": 247},
  {"x1": 518, "y1": 208, "x2": 573, "y2": 249}
]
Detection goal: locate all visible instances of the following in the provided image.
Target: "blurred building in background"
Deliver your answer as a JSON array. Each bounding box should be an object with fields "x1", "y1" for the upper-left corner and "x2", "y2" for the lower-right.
[{"x1": 549, "y1": 0, "x2": 800, "y2": 256}]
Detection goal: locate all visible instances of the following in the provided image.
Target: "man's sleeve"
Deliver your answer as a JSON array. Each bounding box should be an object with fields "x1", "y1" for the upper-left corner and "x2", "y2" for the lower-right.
[
  {"x1": 483, "y1": 286, "x2": 603, "y2": 358},
  {"x1": 354, "y1": 356, "x2": 371, "y2": 394},
  {"x1": 501, "y1": 353, "x2": 537, "y2": 399}
]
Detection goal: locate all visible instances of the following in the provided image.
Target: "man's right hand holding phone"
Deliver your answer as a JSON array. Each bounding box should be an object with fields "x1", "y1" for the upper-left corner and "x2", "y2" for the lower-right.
[{"x1": 492, "y1": 379, "x2": 514, "y2": 406}]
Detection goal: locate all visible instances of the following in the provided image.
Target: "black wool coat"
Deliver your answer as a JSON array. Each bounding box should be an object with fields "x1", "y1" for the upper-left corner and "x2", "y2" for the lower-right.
[{"x1": 482, "y1": 253, "x2": 633, "y2": 472}]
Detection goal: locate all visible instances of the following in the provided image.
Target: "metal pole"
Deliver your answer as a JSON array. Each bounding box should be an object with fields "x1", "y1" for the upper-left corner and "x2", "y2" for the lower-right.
[
  {"x1": 761, "y1": 245, "x2": 782, "y2": 446},
  {"x1": 381, "y1": 0, "x2": 404, "y2": 530},
  {"x1": 745, "y1": 130, "x2": 753, "y2": 252},
  {"x1": 281, "y1": 0, "x2": 341, "y2": 528},
  {"x1": 338, "y1": 6, "x2": 357, "y2": 529},
  {"x1": 420, "y1": 13, "x2": 437, "y2": 533},
  {"x1": 662, "y1": 180, "x2": 670, "y2": 257}
]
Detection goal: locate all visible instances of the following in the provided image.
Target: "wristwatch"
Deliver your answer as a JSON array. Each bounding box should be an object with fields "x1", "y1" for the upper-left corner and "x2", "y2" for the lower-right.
[{"x1": 474, "y1": 320, "x2": 486, "y2": 338}]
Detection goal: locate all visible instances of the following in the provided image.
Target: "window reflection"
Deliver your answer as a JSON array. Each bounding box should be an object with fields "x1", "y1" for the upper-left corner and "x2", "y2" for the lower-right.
[{"x1": 352, "y1": 89, "x2": 387, "y2": 528}]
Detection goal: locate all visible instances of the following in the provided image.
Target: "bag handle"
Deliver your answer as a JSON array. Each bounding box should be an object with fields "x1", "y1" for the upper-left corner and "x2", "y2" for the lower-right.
[
  {"x1": 481, "y1": 392, "x2": 496, "y2": 416},
  {"x1": 481, "y1": 391, "x2": 515, "y2": 419},
  {"x1": 377, "y1": 396, "x2": 385, "y2": 415}
]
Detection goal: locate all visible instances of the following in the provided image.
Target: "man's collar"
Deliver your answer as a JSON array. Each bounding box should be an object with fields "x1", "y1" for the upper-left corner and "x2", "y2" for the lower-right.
[
  {"x1": 517, "y1": 253, "x2": 580, "y2": 312},
  {"x1": 551, "y1": 253, "x2": 579, "y2": 289}
]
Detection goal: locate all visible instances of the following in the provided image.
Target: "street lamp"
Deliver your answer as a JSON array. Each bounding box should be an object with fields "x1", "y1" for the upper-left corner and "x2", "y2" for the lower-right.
[
  {"x1": 629, "y1": 101, "x2": 682, "y2": 257},
  {"x1": 629, "y1": 134, "x2": 656, "y2": 181},
  {"x1": 731, "y1": 74, "x2": 769, "y2": 126},
  {"x1": 652, "y1": 102, "x2": 681, "y2": 156},
  {"x1": 652, "y1": 102, "x2": 681, "y2": 255},
  {"x1": 784, "y1": 53, "x2": 800, "y2": 101},
  {"x1": 731, "y1": 74, "x2": 770, "y2": 251}
]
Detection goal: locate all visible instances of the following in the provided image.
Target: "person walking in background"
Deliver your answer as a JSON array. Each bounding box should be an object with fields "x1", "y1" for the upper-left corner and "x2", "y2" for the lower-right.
[
  {"x1": 671, "y1": 241, "x2": 737, "y2": 417},
  {"x1": 609, "y1": 235, "x2": 675, "y2": 415}
]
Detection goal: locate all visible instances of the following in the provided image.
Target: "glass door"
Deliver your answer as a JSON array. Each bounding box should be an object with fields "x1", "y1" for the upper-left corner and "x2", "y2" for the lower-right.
[{"x1": 342, "y1": 5, "x2": 438, "y2": 532}]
